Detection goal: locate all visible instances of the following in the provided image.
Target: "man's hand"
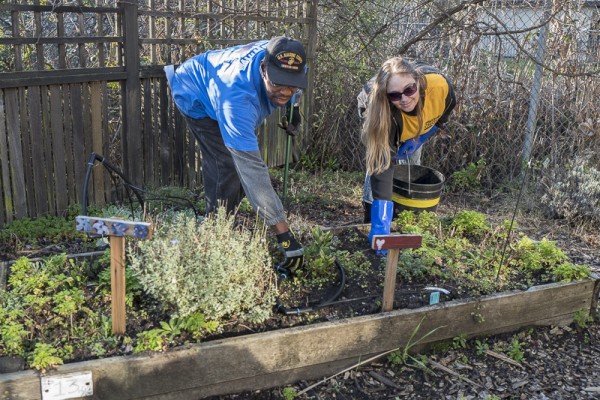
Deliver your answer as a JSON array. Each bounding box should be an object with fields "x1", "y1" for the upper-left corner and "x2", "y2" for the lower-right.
[
  {"x1": 275, "y1": 230, "x2": 304, "y2": 275},
  {"x1": 278, "y1": 103, "x2": 302, "y2": 136}
]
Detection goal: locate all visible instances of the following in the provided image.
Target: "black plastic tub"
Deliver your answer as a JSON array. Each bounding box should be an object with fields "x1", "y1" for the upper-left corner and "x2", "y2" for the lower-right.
[{"x1": 392, "y1": 165, "x2": 445, "y2": 213}]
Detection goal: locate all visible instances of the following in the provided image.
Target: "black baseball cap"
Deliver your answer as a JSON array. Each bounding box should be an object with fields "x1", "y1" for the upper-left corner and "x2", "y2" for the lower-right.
[{"x1": 264, "y1": 36, "x2": 308, "y2": 89}]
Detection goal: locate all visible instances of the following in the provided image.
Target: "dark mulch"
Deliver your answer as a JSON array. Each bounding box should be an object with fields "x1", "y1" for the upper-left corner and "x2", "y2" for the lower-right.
[{"x1": 207, "y1": 322, "x2": 600, "y2": 400}]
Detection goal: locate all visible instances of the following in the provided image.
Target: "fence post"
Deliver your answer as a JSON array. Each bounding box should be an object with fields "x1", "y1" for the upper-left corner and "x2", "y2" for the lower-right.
[
  {"x1": 120, "y1": 0, "x2": 143, "y2": 186},
  {"x1": 522, "y1": 3, "x2": 551, "y2": 166}
]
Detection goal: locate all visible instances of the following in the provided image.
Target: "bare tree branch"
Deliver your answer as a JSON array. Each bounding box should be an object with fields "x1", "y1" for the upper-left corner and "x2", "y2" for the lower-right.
[{"x1": 397, "y1": 0, "x2": 488, "y2": 54}]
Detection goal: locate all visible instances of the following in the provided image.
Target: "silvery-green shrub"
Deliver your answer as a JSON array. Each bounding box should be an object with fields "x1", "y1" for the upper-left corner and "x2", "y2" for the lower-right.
[
  {"x1": 541, "y1": 156, "x2": 600, "y2": 227},
  {"x1": 128, "y1": 209, "x2": 277, "y2": 324}
]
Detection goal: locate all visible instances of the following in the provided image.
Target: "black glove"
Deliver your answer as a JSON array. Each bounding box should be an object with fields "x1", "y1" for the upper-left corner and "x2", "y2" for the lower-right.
[
  {"x1": 275, "y1": 231, "x2": 304, "y2": 275},
  {"x1": 278, "y1": 104, "x2": 301, "y2": 136}
]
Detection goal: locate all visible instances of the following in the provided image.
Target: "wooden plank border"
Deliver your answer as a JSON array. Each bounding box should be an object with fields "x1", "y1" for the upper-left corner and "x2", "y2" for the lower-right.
[{"x1": 1, "y1": 278, "x2": 597, "y2": 400}]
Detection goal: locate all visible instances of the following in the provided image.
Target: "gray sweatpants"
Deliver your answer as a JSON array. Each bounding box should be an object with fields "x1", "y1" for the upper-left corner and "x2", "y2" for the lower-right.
[{"x1": 185, "y1": 116, "x2": 286, "y2": 226}]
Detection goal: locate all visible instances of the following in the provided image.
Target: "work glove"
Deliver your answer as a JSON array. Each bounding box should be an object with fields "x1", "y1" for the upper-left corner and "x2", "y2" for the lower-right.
[
  {"x1": 368, "y1": 199, "x2": 394, "y2": 257},
  {"x1": 395, "y1": 125, "x2": 438, "y2": 160},
  {"x1": 278, "y1": 92, "x2": 302, "y2": 136},
  {"x1": 275, "y1": 230, "x2": 304, "y2": 276}
]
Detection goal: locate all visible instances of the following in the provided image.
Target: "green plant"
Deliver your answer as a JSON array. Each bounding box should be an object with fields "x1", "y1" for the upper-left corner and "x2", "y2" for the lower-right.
[
  {"x1": 0, "y1": 254, "x2": 122, "y2": 370},
  {"x1": 98, "y1": 264, "x2": 144, "y2": 307},
  {"x1": 128, "y1": 208, "x2": 277, "y2": 324},
  {"x1": 281, "y1": 387, "x2": 297, "y2": 400},
  {"x1": 449, "y1": 210, "x2": 490, "y2": 239},
  {"x1": 507, "y1": 338, "x2": 525, "y2": 363},
  {"x1": 0, "y1": 215, "x2": 89, "y2": 250},
  {"x1": 180, "y1": 312, "x2": 219, "y2": 339},
  {"x1": 450, "y1": 159, "x2": 486, "y2": 191},
  {"x1": 452, "y1": 334, "x2": 467, "y2": 349},
  {"x1": 303, "y1": 227, "x2": 337, "y2": 278},
  {"x1": 387, "y1": 317, "x2": 444, "y2": 373},
  {"x1": 514, "y1": 237, "x2": 569, "y2": 272},
  {"x1": 552, "y1": 262, "x2": 591, "y2": 282},
  {"x1": 573, "y1": 309, "x2": 593, "y2": 329},
  {"x1": 0, "y1": 320, "x2": 28, "y2": 355},
  {"x1": 135, "y1": 329, "x2": 167, "y2": 353},
  {"x1": 29, "y1": 343, "x2": 64, "y2": 372},
  {"x1": 475, "y1": 339, "x2": 489, "y2": 355}
]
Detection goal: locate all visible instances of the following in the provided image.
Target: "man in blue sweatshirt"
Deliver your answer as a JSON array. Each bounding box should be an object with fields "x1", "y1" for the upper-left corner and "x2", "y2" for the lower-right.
[{"x1": 164, "y1": 36, "x2": 306, "y2": 273}]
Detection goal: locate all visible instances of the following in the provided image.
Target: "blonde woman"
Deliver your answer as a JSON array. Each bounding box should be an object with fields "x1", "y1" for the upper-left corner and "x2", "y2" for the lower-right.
[{"x1": 357, "y1": 57, "x2": 456, "y2": 253}]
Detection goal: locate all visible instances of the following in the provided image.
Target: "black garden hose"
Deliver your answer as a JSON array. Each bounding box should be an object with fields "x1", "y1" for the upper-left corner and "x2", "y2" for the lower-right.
[
  {"x1": 82, "y1": 152, "x2": 145, "y2": 216},
  {"x1": 81, "y1": 152, "x2": 201, "y2": 218},
  {"x1": 275, "y1": 258, "x2": 347, "y2": 316}
]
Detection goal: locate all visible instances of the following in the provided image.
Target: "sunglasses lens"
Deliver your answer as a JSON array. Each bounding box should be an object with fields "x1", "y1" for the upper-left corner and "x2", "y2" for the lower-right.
[
  {"x1": 387, "y1": 83, "x2": 417, "y2": 102},
  {"x1": 387, "y1": 92, "x2": 402, "y2": 101},
  {"x1": 404, "y1": 84, "x2": 417, "y2": 97}
]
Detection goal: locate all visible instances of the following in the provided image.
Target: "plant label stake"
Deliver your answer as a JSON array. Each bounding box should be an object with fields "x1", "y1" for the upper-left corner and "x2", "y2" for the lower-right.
[
  {"x1": 76, "y1": 216, "x2": 152, "y2": 335},
  {"x1": 371, "y1": 234, "x2": 422, "y2": 312}
]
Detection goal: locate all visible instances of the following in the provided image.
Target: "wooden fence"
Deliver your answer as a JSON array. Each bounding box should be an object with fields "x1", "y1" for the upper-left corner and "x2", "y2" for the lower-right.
[{"x1": 0, "y1": 0, "x2": 317, "y2": 227}]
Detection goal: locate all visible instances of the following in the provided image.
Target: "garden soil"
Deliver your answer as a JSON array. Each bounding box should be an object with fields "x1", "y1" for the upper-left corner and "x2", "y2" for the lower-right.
[{"x1": 206, "y1": 192, "x2": 600, "y2": 400}]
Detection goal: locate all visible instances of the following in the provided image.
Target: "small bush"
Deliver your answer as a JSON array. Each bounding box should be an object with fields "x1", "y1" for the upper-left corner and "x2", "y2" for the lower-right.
[
  {"x1": 449, "y1": 210, "x2": 490, "y2": 239},
  {"x1": 541, "y1": 157, "x2": 600, "y2": 228},
  {"x1": 449, "y1": 159, "x2": 486, "y2": 192},
  {"x1": 128, "y1": 208, "x2": 277, "y2": 325}
]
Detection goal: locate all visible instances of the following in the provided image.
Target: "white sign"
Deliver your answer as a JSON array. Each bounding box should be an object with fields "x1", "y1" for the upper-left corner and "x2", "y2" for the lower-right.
[{"x1": 41, "y1": 371, "x2": 93, "y2": 400}]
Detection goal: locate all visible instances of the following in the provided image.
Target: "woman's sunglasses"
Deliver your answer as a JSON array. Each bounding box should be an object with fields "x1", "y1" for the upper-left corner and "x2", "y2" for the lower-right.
[{"x1": 386, "y1": 83, "x2": 418, "y2": 102}]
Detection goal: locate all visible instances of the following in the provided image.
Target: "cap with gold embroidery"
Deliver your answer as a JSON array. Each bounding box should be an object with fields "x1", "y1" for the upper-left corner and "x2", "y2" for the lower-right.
[{"x1": 264, "y1": 36, "x2": 308, "y2": 89}]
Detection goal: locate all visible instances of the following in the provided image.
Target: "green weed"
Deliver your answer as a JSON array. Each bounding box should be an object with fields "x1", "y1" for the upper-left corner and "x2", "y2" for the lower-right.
[
  {"x1": 29, "y1": 343, "x2": 64, "y2": 373},
  {"x1": 450, "y1": 159, "x2": 486, "y2": 192},
  {"x1": 573, "y1": 309, "x2": 593, "y2": 329}
]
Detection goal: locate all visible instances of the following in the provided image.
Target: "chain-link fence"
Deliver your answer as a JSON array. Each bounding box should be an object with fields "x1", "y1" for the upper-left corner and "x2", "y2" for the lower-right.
[{"x1": 313, "y1": 0, "x2": 599, "y2": 226}]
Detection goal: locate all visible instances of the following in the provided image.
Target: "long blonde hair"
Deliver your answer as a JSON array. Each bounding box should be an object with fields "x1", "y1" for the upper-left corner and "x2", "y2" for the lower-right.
[{"x1": 361, "y1": 57, "x2": 426, "y2": 175}]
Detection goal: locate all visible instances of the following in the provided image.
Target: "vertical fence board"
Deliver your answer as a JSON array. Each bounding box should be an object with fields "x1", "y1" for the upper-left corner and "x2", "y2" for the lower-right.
[
  {"x1": 11, "y1": 9, "x2": 22, "y2": 71},
  {"x1": 70, "y1": 84, "x2": 87, "y2": 207},
  {"x1": 19, "y1": 87, "x2": 36, "y2": 217},
  {"x1": 63, "y1": 85, "x2": 76, "y2": 205},
  {"x1": 28, "y1": 86, "x2": 49, "y2": 216},
  {"x1": 49, "y1": 85, "x2": 69, "y2": 214},
  {"x1": 101, "y1": 83, "x2": 112, "y2": 203},
  {"x1": 5, "y1": 89, "x2": 27, "y2": 219},
  {"x1": 159, "y1": 77, "x2": 171, "y2": 185},
  {"x1": 0, "y1": 94, "x2": 11, "y2": 225},
  {"x1": 152, "y1": 78, "x2": 161, "y2": 187},
  {"x1": 90, "y1": 82, "x2": 106, "y2": 206},
  {"x1": 81, "y1": 83, "x2": 94, "y2": 202},
  {"x1": 174, "y1": 103, "x2": 185, "y2": 186},
  {"x1": 41, "y1": 86, "x2": 55, "y2": 215},
  {"x1": 186, "y1": 107, "x2": 196, "y2": 189},
  {"x1": 34, "y1": 2, "x2": 44, "y2": 70},
  {"x1": 122, "y1": 0, "x2": 142, "y2": 186},
  {"x1": 142, "y1": 79, "x2": 153, "y2": 184}
]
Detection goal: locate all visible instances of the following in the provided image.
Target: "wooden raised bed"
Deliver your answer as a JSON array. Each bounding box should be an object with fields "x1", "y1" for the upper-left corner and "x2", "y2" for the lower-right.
[{"x1": 1, "y1": 278, "x2": 598, "y2": 400}]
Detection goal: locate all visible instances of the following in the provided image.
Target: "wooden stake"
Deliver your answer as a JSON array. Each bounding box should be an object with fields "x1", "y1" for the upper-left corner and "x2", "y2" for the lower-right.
[
  {"x1": 371, "y1": 234, "x2": 422, "y2": 312},
  {"x1": 382, "y1": 248, "x2": 400, "y2": 312},
  {"x1": 76, "y1": 216, "x2": 152, "y2": 335},
  {"x1": 110, "y1": 235, "x2": 126, "y2": 335}
]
